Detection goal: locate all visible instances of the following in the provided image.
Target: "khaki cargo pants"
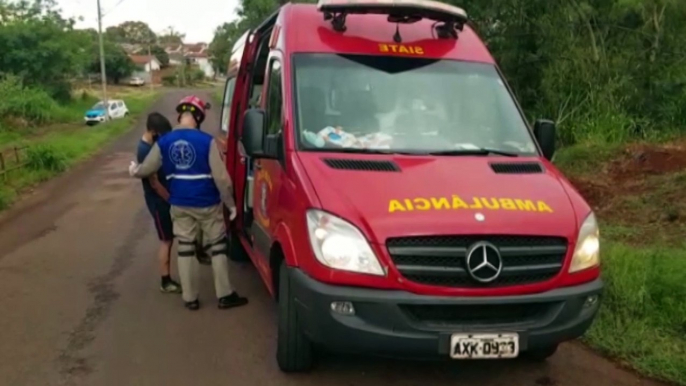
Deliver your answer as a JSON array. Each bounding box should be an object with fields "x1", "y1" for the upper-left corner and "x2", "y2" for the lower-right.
[{"x1": 170, "y1": 204, "x2": 233, "y2": 302}]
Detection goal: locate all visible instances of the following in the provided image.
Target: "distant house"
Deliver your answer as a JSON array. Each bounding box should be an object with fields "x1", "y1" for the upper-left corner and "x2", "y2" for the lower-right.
[
  {"x1": 163, "y1": 42, "x2": 215, "y2": 78},
  {"x1": 168, "y1": 52, "x2": 184, "y2": 66},
  {"x1": 129, "y1": 55, "x2": 161, "y2": 72},
  {"x1": 164, "y1": 44, "x2": 184, "y2": 65},
  {"x1": 184, "y1": 43, "x2": 214, "y2": 78},
  {"x1": 119, "y1": 43, "x2": 143, "y2": 55},
  {"x1": 186, "y1": 53, "x2": 214, "y2": 78},
  {"x1": 164, "y1": 44, "x2": 183, "y2": 54},
  {"x1": 127, "y1": 55, "x2": 162, "y2": 83}
]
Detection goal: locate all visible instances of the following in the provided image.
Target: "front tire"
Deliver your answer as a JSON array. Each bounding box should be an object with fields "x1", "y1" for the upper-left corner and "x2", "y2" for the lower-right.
[
  {"x1": 524, "y1": 344, "x2": 558, "y2": 361},
  {"x1": 276, "y1": 261, "x2": 313, "y2": 372}
]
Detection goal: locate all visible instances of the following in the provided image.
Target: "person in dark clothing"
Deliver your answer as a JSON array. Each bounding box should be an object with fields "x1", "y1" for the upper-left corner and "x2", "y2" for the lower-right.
[{"x1": 137, "y1": 112, "x2": 182, "y2": 293}]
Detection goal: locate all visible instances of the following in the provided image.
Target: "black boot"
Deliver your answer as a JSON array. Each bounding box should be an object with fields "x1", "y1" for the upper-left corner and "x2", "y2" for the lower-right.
[
  {"x1": 185, "y1": 299, "x2": 200, "y2": 311},
  {"x1": 218, "y1": 292, "x2": 248, "y2": 309}
]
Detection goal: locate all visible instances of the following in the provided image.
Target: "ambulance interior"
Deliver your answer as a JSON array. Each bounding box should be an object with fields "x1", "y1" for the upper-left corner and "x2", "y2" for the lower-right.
[{"x1": 294, "y1": 54, "x2": 538, "y2": 155}]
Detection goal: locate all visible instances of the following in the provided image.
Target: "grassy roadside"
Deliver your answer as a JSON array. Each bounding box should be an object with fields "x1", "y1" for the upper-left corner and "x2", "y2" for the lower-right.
[
  {"x1": 212, "y1": 86, "x2": 224, "y2": 104},
  {"x1": 554, "y1": 142, "x2": 686, "y2": 385},
  {"x1": 0, "y1": 91, "x2": 159, "y2": 211}
]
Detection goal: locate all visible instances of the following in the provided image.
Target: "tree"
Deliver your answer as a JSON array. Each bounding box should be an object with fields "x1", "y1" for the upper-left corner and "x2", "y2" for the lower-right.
[
  {"x1": 222, "y1": 0, "x2": 686, "y2": 144},
  {"x1": 105, "y1": 25, "x2": 126, "y2": 42},
  {"x1": 88, "y1": 39, "x2": 135, "y2": 84},
  {"x1": 0, "y1": 0, "x2": 90, "y2": 101},
  {"x1": 208, "y1": 21, "x2": 245, "y2": 75},
  {"x1": 236, "y1": 0, "x2": 279, "y2": 27},
  {"x1": 150, "y1": 45, "x2": 170, "y2": 67},
  {"x1": 110, "y1": 20, "x2": 156, "y2": 44},
  {"x1": 158, "y1": 26, "x2": 184, "y2": 45}
]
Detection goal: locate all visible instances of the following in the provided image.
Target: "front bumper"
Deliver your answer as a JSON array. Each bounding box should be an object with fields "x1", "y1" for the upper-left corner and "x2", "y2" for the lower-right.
[
  {"x1": 84, "y1": 116, "x2": 105, "y2": 123},
  {"x1": 290, "y1": 268, "x2": 603, "y2": 358}
]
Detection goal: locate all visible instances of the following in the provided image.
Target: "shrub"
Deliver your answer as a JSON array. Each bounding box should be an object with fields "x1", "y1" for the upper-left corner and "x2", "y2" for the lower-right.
[
  {"x1": 0, "y1": 75, "x2": 60, "y2": 124},
  {"x1": 0, "y1": 187, "x2": 13, "y2": 211},
  {"x1": 192, "y1": 68, "x2": 205, "y2": 82},
  {"x1": 162, "y1": 75, "x2": 177, "y2": 86},
  {"x1": 25, "y1": 145, "x2": 67, "y2": 173},
  {"x1": 586, "y1": 243, "x2": 686, "y2": 384}
]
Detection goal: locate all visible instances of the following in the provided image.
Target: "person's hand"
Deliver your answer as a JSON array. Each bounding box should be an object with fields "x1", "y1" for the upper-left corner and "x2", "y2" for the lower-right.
[
  {"x1": 229, "y1": 206, "x2": 237, "y2": 221},
  {"x1": 128, "y1": 161, "x2": 139, "y2": 177}
]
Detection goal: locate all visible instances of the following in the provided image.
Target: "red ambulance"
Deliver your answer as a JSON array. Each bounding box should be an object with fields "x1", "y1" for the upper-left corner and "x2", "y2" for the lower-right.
[{"x1": 217, "y1": 0, "x2": 602, "y2": 373}]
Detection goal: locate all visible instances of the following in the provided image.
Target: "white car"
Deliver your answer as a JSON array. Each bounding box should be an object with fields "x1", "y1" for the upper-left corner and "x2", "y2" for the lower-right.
[
  {"x1": 129, "y1": 77, "x2": 145, "y2": 86},
  {"x1": 84, "y1": 100, "x2": 129, "y2": 125}
]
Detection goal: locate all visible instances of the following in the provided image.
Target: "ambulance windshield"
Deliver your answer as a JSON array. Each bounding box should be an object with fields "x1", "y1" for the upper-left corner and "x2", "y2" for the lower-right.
[{"x1": 293, "y1": 54, "x2": 538, "y2": 156}]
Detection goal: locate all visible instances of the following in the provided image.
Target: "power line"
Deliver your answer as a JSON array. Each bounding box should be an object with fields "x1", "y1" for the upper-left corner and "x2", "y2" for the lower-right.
[{"x1": 102, "y1": 0, "x2": 129, "y2": 17}]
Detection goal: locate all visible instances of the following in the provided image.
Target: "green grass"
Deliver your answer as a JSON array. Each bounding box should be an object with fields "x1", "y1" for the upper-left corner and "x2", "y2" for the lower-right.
[
  {"x1": 553, "y1": 142, "x2": 625, "y2": 177},
  {"x1": 0, "y1": 88, "x2": 157, "y2": 149},
  {"x1": 584, "y1": 243, "x2": 686, "y2": 385},
  {"x1": 212, "y1": 84, "x2": 224, "y2": 104},
  {"x1": 555, "y1": 142, "x2": 686, "y2": 385},
  {"x1": 0, "y1": 92, "x2": 158, "y2": 211},
  {"x1": 34, "y1": 93, "x2": 154, "y2": 160}
]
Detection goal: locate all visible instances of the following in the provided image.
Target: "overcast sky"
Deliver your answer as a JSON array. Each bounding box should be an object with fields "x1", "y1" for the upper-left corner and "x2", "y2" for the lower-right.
[{"x1": 56, "y1": 0, "x2": 241, "y2": 43}]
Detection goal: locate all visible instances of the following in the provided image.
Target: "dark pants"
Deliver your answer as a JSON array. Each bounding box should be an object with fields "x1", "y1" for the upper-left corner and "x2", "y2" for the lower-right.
[{"x1": 145, "y1": 196, "x2": 173, "y2": 241}]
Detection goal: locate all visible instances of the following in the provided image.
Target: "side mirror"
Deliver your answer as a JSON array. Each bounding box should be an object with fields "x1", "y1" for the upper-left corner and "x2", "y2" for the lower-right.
[
  {"x1": 534, "y1": 119, "x2": 556, "y2": 160},
  {"x1": 241, "y1": 109, "x2": 266, "y2": 158}
]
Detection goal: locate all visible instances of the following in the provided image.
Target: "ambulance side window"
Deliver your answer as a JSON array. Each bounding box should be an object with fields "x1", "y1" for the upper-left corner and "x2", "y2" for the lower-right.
[
  {"x1": 265, "y1": 59, "x2": 283, "y2": 136},
  {"x1": 220, "y1": 77, "x2": 235, "y2": 134}
]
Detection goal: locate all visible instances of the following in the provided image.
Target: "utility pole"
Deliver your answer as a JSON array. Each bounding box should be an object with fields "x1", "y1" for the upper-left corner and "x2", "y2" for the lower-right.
[
  {"x1": 147, "y1": 42, "x2": 154, "y2": 92},
  {"x1": 96, "y1": 0, "x2": 108, "y2": 121},
  {"x1": 180, "y1": 42, "x2": 186, "y2": 87}
]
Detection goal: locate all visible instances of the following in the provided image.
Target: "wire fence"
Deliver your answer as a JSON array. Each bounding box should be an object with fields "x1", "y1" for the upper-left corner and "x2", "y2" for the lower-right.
[{"x1": 0, "y1": 146, "x2": 28, "y2": 181}]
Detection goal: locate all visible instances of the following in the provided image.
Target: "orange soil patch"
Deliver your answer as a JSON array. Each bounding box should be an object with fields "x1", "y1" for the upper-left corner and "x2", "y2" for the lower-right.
[{"x1": 570, "y1": 141, "x2": 686, "y2": 211}]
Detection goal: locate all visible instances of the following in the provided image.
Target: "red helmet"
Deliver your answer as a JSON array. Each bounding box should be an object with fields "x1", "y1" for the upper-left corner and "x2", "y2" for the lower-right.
[{"x1": 176, "y1": 95, "x2": 209, "y2": 125}]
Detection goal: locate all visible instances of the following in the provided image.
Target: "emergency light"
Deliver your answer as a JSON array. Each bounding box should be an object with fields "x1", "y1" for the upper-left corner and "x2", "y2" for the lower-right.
[{"x1": 317, "y1": 0, "x2": 468, "y2": 39}]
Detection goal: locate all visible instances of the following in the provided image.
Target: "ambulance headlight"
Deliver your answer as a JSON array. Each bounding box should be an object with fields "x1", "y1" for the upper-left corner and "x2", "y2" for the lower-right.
[
  {"x1": 569, "y1": 212, "x2": 600, "y2": 273},
  {"x1": 306, "y1": 209, "x2": 385, "y2": 276}
]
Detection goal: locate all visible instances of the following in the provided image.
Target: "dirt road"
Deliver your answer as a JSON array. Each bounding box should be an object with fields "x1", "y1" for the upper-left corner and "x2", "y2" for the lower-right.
[{"x1": 0, "y1": 90, "x2": 664, "y2": 386}]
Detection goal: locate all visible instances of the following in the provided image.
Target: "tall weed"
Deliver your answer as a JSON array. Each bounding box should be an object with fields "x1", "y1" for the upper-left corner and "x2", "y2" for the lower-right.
[
  {"x1": 25, "y1": 145, "x2": 67, "y2": 173},
  {"x1": 586, "y1": 243, "x2": 686, "y2": 384},
  {"x1": 0, "y1": 75, "x2": 60, "y2": 124}
]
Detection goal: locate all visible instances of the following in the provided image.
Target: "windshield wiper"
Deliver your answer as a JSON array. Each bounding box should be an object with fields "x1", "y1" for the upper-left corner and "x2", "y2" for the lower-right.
[
  {"x1": 429, "y1": 147, "x2": 519, "y2": 157},
  {"x1": 308, "y1": 147, "x2": 426, "y2": 156}
]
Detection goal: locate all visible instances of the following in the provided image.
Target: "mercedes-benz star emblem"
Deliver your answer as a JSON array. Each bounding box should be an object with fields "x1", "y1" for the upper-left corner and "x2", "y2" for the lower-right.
[{"x1": 465, "y1": 241, "x2": 503, "y2": 283}]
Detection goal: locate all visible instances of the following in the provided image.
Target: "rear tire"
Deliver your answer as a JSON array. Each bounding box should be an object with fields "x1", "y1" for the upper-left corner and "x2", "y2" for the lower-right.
[
  {"x1": 524, "y1": 344, "x2": 558, "y2": 361},
  {"x1": 276, "y1": 261, "x2": 313, "y2": 373}
]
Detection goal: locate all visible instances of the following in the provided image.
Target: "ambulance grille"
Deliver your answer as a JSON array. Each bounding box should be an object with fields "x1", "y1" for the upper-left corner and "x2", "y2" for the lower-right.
[
  {"x1": 490, "y1": 162, "x2": 544, "y2": 174},
  {"x1": 386, "y1": 235, "x2": 567, "y2": 288},
  {"x1": 322, "y1": 158, "x2": 400, "y2": 172},
  {"x1": 401, "y1": 302, "x2": 556, "y2": 327}
]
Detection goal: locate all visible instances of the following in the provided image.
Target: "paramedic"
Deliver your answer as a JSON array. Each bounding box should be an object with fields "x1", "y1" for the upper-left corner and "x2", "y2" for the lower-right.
[{"x1": 128, "y1": 96, "x2": 248, "y2": 311}]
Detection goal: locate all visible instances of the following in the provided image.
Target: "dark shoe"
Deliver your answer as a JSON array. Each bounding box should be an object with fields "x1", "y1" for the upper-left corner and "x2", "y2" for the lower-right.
[
  {"x1": 185, "y1": 299, "x2": 200, "y2": 311},
  {"x1": 218, "y1": 292, "x2": 248, "y2": 309},
  {"x1": 160, "y1": 279, "x2": 182, "y2": 294}
]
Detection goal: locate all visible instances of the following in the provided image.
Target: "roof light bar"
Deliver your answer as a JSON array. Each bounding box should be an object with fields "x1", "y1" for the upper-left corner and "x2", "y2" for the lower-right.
[
  {"x1": 317, "y1": 0, "x2": 468, "y2": 22},
  {"x1": 317, "y1": 0, "x2": 467, "y2": 37}
]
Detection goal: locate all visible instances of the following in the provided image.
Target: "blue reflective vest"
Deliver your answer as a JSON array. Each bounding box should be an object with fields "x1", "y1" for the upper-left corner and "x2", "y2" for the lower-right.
[{"x1": 157, "y1": 128, "x2": 221, "y2": 208}]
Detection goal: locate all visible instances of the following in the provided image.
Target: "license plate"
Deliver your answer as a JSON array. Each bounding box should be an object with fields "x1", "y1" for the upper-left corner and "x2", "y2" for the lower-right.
[{"x1": 450, "y1": 333, "x2": 519, "y2": 359}]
